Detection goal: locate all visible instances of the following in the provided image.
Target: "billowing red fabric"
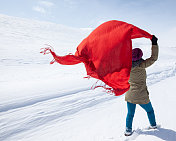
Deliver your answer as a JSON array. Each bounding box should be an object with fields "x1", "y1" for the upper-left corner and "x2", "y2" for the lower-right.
[{"x1": 41, "y1": 20, "x2": 152, "y2": 96}]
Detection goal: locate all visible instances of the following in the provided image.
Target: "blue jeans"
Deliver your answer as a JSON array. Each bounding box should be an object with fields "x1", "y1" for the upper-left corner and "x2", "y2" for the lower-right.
[{"x1": 126, "y1": 102, "x2": 156, "y2": 130}]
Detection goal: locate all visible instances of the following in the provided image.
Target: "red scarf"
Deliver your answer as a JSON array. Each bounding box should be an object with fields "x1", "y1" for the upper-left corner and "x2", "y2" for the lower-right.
[{"x1": 41, "y1": 20, "x2": 152, "y2": 96}]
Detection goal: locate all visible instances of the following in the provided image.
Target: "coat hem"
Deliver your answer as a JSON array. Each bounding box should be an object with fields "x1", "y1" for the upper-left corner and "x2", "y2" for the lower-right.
[{"x1": 125, "y1": 99, "x2": 150, "y2": 105}]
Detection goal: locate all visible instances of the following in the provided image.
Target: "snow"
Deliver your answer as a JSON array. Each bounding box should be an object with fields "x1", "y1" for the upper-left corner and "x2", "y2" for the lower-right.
[{"x1": 0, "y1": 14, "x2": 176, "y2": 141}]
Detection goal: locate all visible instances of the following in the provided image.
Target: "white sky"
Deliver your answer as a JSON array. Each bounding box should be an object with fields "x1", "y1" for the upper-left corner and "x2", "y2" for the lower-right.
[{"x1": 0, "y1": 0, "x2": 176, "y2": 46}]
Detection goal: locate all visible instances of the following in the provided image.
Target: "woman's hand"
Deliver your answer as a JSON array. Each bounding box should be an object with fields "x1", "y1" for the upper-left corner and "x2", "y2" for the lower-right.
[{"x1": 151, "y1": 35, "x2": 158, "y2": 45}]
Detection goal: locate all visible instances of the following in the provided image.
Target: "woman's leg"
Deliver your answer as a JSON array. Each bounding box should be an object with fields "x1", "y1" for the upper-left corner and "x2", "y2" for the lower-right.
[
  {"x1": 139, "y1": 102, "x2": 156, "y2": 126},
  {"x1": 126, "y1": 102, "x2": 136, "y2": 130}
]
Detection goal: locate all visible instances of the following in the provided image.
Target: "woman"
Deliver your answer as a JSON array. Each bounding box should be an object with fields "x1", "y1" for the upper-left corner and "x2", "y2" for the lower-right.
[{"x1": 124, "y1": 35, "x2": 159, "y2": 136}]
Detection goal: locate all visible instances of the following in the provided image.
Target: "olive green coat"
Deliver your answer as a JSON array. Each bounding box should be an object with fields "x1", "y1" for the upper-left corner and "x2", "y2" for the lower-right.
[{"x1": 125, "y1": 45, "x2": 159, "y2": 104}]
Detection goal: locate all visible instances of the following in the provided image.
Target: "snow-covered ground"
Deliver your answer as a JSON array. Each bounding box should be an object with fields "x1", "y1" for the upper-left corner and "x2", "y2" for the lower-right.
[{"x1": 0, "y1": 14, "x2": 176, "y2": 141}]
